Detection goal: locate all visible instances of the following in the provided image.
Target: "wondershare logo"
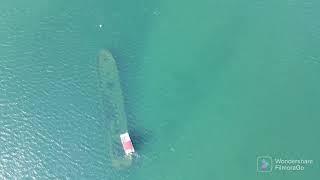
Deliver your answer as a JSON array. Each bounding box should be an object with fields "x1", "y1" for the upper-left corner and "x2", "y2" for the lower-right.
[
  {"x1": 257, "y1": 155, "x2": 314, "y2": 173},
  {"x1": 257, "y1": 156, "x2": 272, "y2": 172}
]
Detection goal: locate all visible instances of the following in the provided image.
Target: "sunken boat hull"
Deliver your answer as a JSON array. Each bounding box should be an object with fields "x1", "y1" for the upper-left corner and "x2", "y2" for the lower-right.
[{"x1": 97, "y1": 49, "x2": 131, "y2": 168}]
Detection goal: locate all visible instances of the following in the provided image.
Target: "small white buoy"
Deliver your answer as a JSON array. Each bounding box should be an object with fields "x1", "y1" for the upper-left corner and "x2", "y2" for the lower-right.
[
  {"x1": 153, "y1": 10, "x2": 160, "y2": 16},
  {"x1": 99, "y1": 24, "x2": 103, "y2": 28},
  {"x1": 170, "y1": 146, "x2": 175, "y2": 152}
]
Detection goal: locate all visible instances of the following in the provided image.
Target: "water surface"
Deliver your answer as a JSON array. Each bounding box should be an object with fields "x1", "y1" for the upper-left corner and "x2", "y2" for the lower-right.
[{"x1": 0, "y1": 0, "x2": 320, "y2": 179}]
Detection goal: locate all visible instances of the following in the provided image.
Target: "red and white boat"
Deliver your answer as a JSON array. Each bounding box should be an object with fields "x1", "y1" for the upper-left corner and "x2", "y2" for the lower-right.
[{"x1": 120, "y1": 132, "x2": 135, "y2": 156}]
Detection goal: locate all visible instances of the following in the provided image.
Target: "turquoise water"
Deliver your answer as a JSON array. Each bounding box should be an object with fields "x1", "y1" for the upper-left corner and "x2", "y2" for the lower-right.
[{"x1": 1, "y1": 0, "x2": 320, "y2": 179}]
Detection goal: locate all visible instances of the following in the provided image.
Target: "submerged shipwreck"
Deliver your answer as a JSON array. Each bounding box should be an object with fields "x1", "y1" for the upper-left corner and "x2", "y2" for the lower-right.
[{"x1": 97, "y1": 49, "x2": 135, "y2": 169}]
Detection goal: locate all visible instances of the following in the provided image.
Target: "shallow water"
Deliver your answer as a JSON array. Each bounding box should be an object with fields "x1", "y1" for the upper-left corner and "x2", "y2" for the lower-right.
[{"x1": 1, "y1": 0, "x2": 320, "y2": 179}]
